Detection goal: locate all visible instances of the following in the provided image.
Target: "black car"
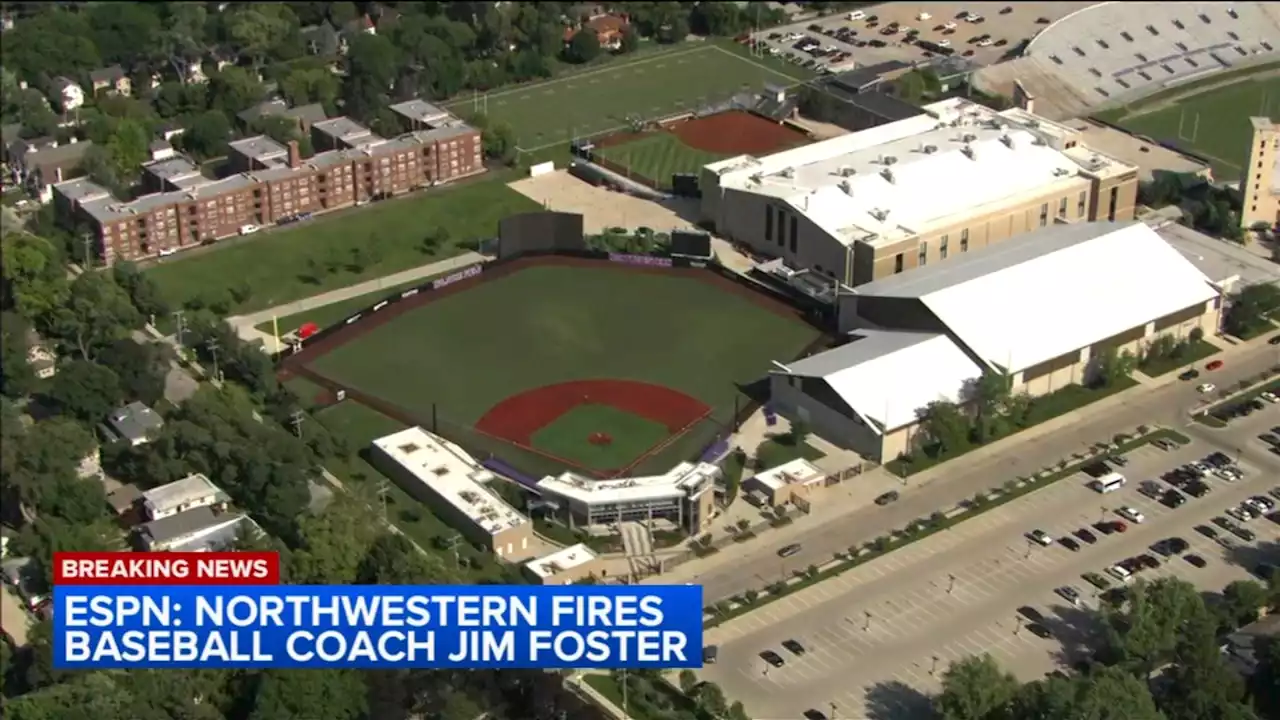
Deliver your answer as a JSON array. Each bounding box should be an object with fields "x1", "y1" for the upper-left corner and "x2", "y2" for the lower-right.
[
  {"x1": 1228, "y1": 524, "x2": 1257, "y2": 542},
  {"x1": 1107, "y1": 454, "x2": 1128, "y2": 467},
  {"x1": 1060, "y1": 537, "x2": 1081, "y2": 552},
  {"x1": 778, "y1": 543, "x2": 802, "y2": 558},
  {"x1": 781, "y1": 639, "x2": 807, "y2": 656},
  {"x1": 1018, "y1": 606, "x2": 1045, "y2": 623},
  {"x1": 1269, "y1": 335, "x2": 1280, "y2": 345},
  {"x1": 1026, "y1": 623, "x2": 1053, "y2": 639},
  {"x1": 1185, "y1": 553, "x2": 1207, "y2": 568},
  {"x1": 1000, "y1": 6, "x2": 1014, "y2": 13},
  {"x1": 1137, "y1": 554, "x2": 1161, "y2": 570},
  {"x1": 875, "y1": 491, "x2": 900, "y2": 506},
  {"x1": 760, "y1": 650, "x2": 785, "y2": 668},
  {"x1": 1207, "y1": 452, "x2": 1232, "y2": 466},
  {"x1": 1186, "y1": 481, "x2": 1210, "y2": 498},
  {"x1": 1254, "y1": 564, "x2": 1278, "y2": 581},
  {"x1": 803, "y1": 711, "x2": 829, "y2": 720},
  {"x1": 1074, "y1": 528, "x2": 1098, "y2": 544},
  {"x1": 1195, "y1": 524, "x2": 1218, "y2": 539},
  {"x1": 1161, "y1": 490, "x2": 1187, "y2": 508},
  {"x1": 1179, "y1": 369, "x2": 1201, "y2": 380},
  {"x1": 1094, "y1": 521, "x2": 1118, "y2": 535},
  {"x1": 1260, "y1": 434, "x2": 1280, "y2": 446}
]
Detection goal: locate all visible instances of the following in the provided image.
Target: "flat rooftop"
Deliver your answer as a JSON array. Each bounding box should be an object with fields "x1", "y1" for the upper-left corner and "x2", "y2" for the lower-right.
[
  {"x1": 143, "y1": 156, "x2": 209, "y2": 188},
  {"x1": 536, "y1": 461, "x2": 719, "y2": 506},
  {"x1": 373, "y1": 427, "x2": 528, "y2": 536},
  {"x1": 314, "y1": 116, "x2": 377, "y2": 145},
  {"x1": 525, "y1": 543, "x2": 599, "y2": 579},
  {"x1": 751, "y1": 458, "x2": 826, "y2": 491},
  {"x1": 389, "y1": 99, "x2": 454, "y2": 127},
  {"x1": 1072, "y1": 119, "x2": 1211, "y2": 183},
  {"x1": 1154, "y1": 219, "x2": 1280, "y2": 289},
  {"x1": 229, "y1": 135, "x2": 288, "y2": 163},
  {"x1": 710, "y1": 98, "x2": 1135, "y2": 247},
  {"x1": 143, "y1": 473, "x2": 227, "y2": 515}
]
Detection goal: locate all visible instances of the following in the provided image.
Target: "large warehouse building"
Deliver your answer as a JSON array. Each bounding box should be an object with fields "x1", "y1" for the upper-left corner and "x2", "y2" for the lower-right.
[
  {"x1": 700, "y1": 98, "x2": 1138, "y2": 286},
  {"x1": 769, "y1": 221, "x2": 1224, "y2": 462}
]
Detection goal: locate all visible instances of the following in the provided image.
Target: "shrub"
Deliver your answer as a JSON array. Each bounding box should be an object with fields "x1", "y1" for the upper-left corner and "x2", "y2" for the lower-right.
[
  {"x1": 743, "y1": 589, "x2": 759, "y2": 604},
  {"x1": 873, "y1": 536, "x2": 891, "y2": 552},
  {"x1": 806, "y1": 564, "x2": 819, "y2": 578},
  {"x1": 767, "y1": 581, "x2": 786, "y2": 595}
]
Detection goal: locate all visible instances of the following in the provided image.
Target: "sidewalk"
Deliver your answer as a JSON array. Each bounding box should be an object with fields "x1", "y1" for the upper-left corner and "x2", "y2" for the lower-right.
[
  {"x1": 566, "y1": 673, "x2": 632, "y2": 720},
  {"x1": 651, "y1": 329, "x2": 1271, "y2": 585},
  {"x1": 225, "y1": 251, "x2": 488, "y2": 353}
]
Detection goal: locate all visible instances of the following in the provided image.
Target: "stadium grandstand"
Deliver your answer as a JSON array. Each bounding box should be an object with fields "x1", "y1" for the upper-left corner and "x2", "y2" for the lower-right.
[{"x1": 977, "y1": 2, "x2": 1280, "y2": 119}]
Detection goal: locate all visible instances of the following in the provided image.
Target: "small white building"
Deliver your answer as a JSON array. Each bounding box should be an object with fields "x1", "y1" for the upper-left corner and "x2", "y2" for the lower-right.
[
  {"x1": 141, "y1": 473, "x2": 230, "y2": 521},
  {"x1": 48, "y1": 76, "x2": 84, "y2": 112},
  {"x1": 745, "y1": 458, "x2": 828, "y2": 507},
  {"x1": 524, "y1": 543, "x2": 604, "y2": 584}
]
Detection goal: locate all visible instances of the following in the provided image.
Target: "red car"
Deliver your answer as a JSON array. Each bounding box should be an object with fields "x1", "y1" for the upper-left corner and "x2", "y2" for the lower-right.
[
  {"x1": 1206, "y1": 360, "x2": 1224, "y2": 371},
  {"x1": 1112, "y1": 521, "x2": 1128, "y2": 533}
]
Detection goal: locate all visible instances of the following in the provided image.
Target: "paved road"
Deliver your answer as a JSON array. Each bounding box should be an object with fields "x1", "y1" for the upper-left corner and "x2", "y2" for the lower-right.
[
  {"x1": 225, "y1": 251, "x2": 487, "y2": 352},
  {"x1": 0, "y1": 584, "x2": 32, "y2": 646},
  {"x1": 678, "y1": 338, "x2": 1280, "y2": 602},
  {"x1": 700, "y1": 419, "x2": 1280, "y2": 720}
]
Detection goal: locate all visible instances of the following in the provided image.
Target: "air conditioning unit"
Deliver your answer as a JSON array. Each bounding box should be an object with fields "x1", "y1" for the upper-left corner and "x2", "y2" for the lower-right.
[
  {"x1": 962, "y1": 146, "x2": 975, "y2": 159},
  {"x1": 882, "y1": 155, "x2": 898, "y2": 165},
  {"x1": 839, "y1": 180, "x2": 854, "y2": 195},
  {"x1": 880, "y1": 168, "x2": 895, "y2": 183},
  {"x1": 1000, "y1": 134, "x2": 1014, "y2": 148},
  {"x1": 962, "y1": 133, "x2": 977, "y2": 143},
  {"x1": 923, "y1": 144, "x2": 938, "y2": 154},
  {"x1": 1053, "y1": 167, "x2": 1070, "y2": 177},
  {"x1": 840, "y1": 166, "x2": 857, "y2": 177}
]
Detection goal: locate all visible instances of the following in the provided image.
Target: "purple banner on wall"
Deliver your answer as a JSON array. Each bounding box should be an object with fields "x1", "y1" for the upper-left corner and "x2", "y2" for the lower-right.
[
  {"x1": 433, "y1": 264, "x2": 483, "y2": 290},
  {"x1": 609, "y1": 253, "x2": 672, "y2": 268}
]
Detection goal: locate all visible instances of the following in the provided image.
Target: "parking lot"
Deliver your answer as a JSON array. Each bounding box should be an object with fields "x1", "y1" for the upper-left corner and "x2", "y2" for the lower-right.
[
  {"x1": 700, "y1": 417, "x2": 1280, "y2": 720},
  {"x1": 753, "y1": 2, "x2": 1093, "y2": 75}
]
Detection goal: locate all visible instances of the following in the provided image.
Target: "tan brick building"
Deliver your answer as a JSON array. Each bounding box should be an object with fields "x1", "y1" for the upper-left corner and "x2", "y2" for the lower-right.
[
  {"x1": 701, "y1": 98, "x2": 1139, "y2": 286},
  {"x1": 1242, "y1": 117, "x2": 1280, "y2": 230}
]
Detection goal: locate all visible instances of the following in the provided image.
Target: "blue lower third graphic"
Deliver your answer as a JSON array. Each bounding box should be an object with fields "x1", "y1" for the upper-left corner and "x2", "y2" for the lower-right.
[{"x1": 54, "y1": 584, "x2": 704, "y2": 669}]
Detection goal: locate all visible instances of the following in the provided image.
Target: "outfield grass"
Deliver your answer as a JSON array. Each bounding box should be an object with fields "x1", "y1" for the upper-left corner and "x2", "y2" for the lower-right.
[
  {"x1": 446, "y1": 42, "x2": 810, "y2": 151},
  {"x1": 595, "y1": 133, "x2": 729, "y2": 188},
  {"x1": 146, "y1": 177, "x2": 539, "y2": 315},
  {"x1": 306, "y1": 264, "x2": 821, "y2": 474},
  {"x1": 1095, "y1": 72, "x2": 1280, "y2": 180},
  {"x1": 530, "y1": 405, "x2": 671, "y2": 472}
]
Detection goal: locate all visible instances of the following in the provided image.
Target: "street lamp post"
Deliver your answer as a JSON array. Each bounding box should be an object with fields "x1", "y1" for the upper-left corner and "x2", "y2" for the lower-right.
[
  {"x1": 1024, "y1": 539, "x2": 1033, "y2": 560},
  {"x1": 830, "y1": 702, "x2": 838, "y2": 720},
  {"x1": 947, "y1": 573, "x2": 957, "y2": 595},
  {"x1": 863, "y1": 610, "x2": 872, "y2": 632},
  {"x1": 930, "y1": 655, "x2": 940, "y2": 676},
  {"x1": 1014, "y1": 616, "x2": 1024, "y2": 635}
]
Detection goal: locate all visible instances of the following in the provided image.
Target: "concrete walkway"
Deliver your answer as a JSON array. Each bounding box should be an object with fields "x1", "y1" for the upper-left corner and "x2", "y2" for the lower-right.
[{"x1": 225, "y1": 251, "x2": 488, "y2": 353}]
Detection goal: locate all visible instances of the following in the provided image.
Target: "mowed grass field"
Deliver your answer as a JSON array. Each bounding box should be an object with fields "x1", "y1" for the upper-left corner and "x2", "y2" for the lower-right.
[
  {"x1": 304, "y1": 264, "x2": 821, "y2": 472},
  {"x1": 445, "y1": 42, "x2": 810, "y2": 151},
  {"x1": 1095, "y1": 68, "x2": 1280, "y2": 180},
  {"x1": 146, "y1": 177, "x2": 539, "y2": 315},
  {"x1": 594, "y1": 133, "x2": 729, "y2": 188}
]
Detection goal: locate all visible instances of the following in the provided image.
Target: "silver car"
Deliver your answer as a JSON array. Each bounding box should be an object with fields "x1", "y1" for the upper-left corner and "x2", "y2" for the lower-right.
[{"x1": 1055, "y1": 585, "x2": 1082, "y2": 606}]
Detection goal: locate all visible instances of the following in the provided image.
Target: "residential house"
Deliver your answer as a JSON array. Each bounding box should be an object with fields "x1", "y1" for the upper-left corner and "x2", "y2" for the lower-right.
[
  {"x1": 156, "y1": 119, "x2": 187, "y2": 143},
  {"x1": 8, "y1": 137, "x2": 94, "y2": 202},
  {"x1": 135, "y1": 505, "x2": 257, "y2": 552},
  {"x1": 237, "y1": 99, "x2": 328, "y2": 133},
  {"x1": 104, "y1": 401, "x2": 165, "y2": 446},
  {"x1": 149, "y1": 138, "x2": 176, "y2": 162},
  {"x1": 141, "y1": 473, "x2": 230, "y2": 521},
  {"x1": 342, "y1": 15, "x2": 377, "y2": 40},
  {"x1": 89, "y1": 65, "x2": 131, "y2": 97},
  {"x1": 301, "y1": 22, "x2": 344, "y2": 56},
  {"x1": 106, "y1": 484, "x2": 144, "y2": 518},
  {"x1": 563, "y1": 13, "x2": 629, "y2": 50},
  {"x1": 47, "y1": 76, "x2": 84, "y2": 112},
  {"x1": 24, "y1": 329, "x2": 56, "y2": 379}
]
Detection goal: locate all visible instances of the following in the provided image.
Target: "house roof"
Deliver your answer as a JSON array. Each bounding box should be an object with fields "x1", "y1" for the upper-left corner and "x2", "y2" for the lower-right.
[
  {"x1": 138, "y1": 506, "x2": 242, "y2": 545},
  {"x1": 89, "y1": 65, "x2": 126, "y2": 84},
  {"x1": 143, "y1": 473, "x2": 228, "y2": 516},
  {"x1": 779, "y1": 328, "x2": 984, "y2": 431},
  {"x1": 106, "y1": 401, "x2": 164, "y2": 442},
  {"x1": 854, "y1": 222, "x2": 1221, "y2": 374}
]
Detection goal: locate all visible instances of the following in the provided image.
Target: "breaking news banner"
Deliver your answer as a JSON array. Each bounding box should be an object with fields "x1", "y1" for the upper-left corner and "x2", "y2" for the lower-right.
[{"x1": 52, "y1": 552, "x2": 703, "y2": 670}]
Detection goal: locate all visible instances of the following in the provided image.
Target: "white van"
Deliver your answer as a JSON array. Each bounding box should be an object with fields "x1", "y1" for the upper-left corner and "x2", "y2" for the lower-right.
[
  {"x1": 238, "y1": 224, "x2": 260, "y2": 236},
  {"x1": 1092, "y1": 472, "x2": 1126, "y2": 494},
  {"x1": 847, "y1": 10, "x2": 866, "y2": 21}
]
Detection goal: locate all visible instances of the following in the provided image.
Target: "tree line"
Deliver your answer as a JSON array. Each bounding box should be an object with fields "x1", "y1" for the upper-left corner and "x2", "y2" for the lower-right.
[{"x1": 933, "y1": 575, "x2": 1280, "y2": 720}]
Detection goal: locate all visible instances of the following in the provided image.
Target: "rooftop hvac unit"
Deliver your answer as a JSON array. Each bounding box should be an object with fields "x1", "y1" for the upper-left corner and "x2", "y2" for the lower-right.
[
  {"x1": 779, "y1": 167, "x2": 794, "y2": 178},
  {"x1": 1053, "y1": 167, "x2": 1070, "y2": 177},
  {"x1": 882, "y1": 155, "x2": 898, "y2": 165},
  {"x1": 962, "y1": 146, "x2": 975, "y2": 160},
  {"x1": 1032, "y1": 137, "x2": 1047, "y2": 146},
  {"x1": 1000, "y1": 134, "x2": 1014, "y2": 148},
  {"x1": 962, "y1": 133, "x2": 977, "y2": 143},
  {"x1": 923, "y1": 144, "x2": 938, "y2": 154},
  {"x1": 870, "y1": 208, "x2": 889, "y2": 221},
  {"x1": 880, "y1": 168, "x2": 895, "y2": 183},
  {"x1": 839, "y1": 166, "x2": 857, "y2": 177},
  {"x1": 839, "y1": 179, "x2": 854, "y2": 195}
]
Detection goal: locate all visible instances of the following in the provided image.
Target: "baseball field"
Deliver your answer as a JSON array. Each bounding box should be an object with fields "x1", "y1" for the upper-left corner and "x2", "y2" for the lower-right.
[{"x1": 283, "y1": 257, "x2": 823, "y2": 478}]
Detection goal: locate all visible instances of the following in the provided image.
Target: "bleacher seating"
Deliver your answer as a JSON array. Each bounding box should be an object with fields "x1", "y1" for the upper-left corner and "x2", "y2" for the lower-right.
[{"x1": 1024, "y1": 2, "x2": 1280, "y2": 103}]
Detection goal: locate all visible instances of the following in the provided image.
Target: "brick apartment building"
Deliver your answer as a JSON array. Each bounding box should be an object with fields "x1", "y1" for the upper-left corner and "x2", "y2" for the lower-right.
[{"x1": 54, "y1": 103, "x2": 484, "y2": 265}]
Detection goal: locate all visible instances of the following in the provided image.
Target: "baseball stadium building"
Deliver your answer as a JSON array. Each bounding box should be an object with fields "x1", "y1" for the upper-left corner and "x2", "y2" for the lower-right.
[
  {"x1": 769, "y1": 221, "x2": 1224, "y2": 463},
  {"x1": 534, "y1": 462, "x2": 720, "y2": 534},
  {"x1": 370, "y1": 427, "x2": 534, "y2": 560},
  {"x1": 699, "y1": 98, "x2": 1139, "y2": 286}
]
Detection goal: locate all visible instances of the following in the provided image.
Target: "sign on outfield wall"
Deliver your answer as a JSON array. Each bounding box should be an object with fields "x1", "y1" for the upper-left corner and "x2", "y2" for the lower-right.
[
  {"x1": 609, "y1": 253, "x2": 672, "y2": 268},
  {"x1": 529, "y1": 161, "x2": 555, "y2": 177}
]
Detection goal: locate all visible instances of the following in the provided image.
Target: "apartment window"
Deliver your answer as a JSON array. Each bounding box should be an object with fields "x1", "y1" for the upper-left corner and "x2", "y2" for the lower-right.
[
  {"x1": 777, "y1": 209, "x2": 786, "y2": 247},
  {"x1": 1078, "y1": 190, "x2": 1087, "y2": 216},
  {"x1": 790, "y1": 215, "x2": 798, "y2": 247},
  {"x1": 960, "y1": 228, "x2": 969, "y2": 252},
  {"x1": 1107, "y1": 186, "x2": 1119, "y2": 221},
  {"x1": 939, "y1": 234, "x2": 949, "y2": 260},
  {"x1": 1039, "y1": 202, "x2": 1049, "y2": 227},
  {"x1": 1058, "y1": 197, "x2": 1067, "y2": 216},
  {"x1": 893, "y1": 252, "x2": 904, "y2": 274},
  {"x1": 917, "y1": 241, "x2": 928, "y2": 267}
]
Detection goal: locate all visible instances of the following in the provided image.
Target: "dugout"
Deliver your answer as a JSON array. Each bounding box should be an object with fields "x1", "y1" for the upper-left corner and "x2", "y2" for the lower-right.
[{"x1": 497, "y1": 211, "x2": 586, "y2": 259}]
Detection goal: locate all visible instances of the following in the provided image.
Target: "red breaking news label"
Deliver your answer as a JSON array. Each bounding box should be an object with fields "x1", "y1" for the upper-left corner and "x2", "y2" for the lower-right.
[{"x1": 53, "y1": 551, "x2": 280, "y2": 585}]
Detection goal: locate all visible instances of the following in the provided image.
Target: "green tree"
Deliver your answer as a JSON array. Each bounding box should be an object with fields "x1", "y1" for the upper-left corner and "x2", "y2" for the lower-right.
[
  {"x1": 111, "y1": 261, "x2": 170, "y2": 321},
  {"x1": 181, "y1": 110, "x2": 233, "y2": 159},
  {"x1": 279, "y1": 66, "x2": 340, "y2": 108},
  {"x1": 97, "y1": 339, "x2": 169, "y2": 406},
  {"x1": 678, "y1": 669, "x2": 698, "y2": 694},
  {"x1": 50, "y1": 271, "x2": 141, "y2": 361},
  {"x1": 342, "y1": 34, "x2": 400, "y2": 121},
  {"x1": 357, "y1": 532, "x2": 457, "y2": 585},
  {"x1": 919, "y1": 399, "x2": 970, "y2": 454},
  {"x1": 225, "y1": 4, "x2": 301, "y2": 70},
  {"x1": 46, "y1": 360, "x2": 123, "y2": 424},
  {"x1": 1225, "y1": 283, "x2": 1280, "y2": 338},
  {"x1": 1251, "y1": 636, "x2": 1280, "y2": 720},
  {"x1": 620, "y1": 24, "x2": 641, "y2": 53},
  {"x1": 246, "y1": 669, "x2": 368, "y2": 720},
  {"x1": 1221, "y1": 580, "x2": 1270, "y2": 629},
  {"x1": 968, "y1": 369, "x2": 1012, "y2": 442},
  {"x1": 1, "y1": 232, "x2": 71, "y2": 322},
  {"x1": 935, "y1": 653, "x2": 1021, "y2": 720},
  {"x1": 0, "y1": 312, "x2": 38, "y2": 399},
  {"x1": 208, "y1": 66, "x2": 267, "y2": 115},
  {"x1": 567, "y1": 28, "x2": 602, "y2": 63},
  {"x1": 1099, "y1": 576, "x2": 1207, "y2": 676},
  {"x1": 1157, "y1": 608, "x2": 1254, "y2": 720}
]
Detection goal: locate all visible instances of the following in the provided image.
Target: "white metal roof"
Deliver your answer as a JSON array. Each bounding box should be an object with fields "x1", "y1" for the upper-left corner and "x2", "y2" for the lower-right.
[
  {"x1": 525, "y1": 543, "x2": 599, "y2": 579},
  {"x1": 709, "y1": 98, "x2": 1133, "y2": 246},
  {"x1": 750, "y1": 458, "x2": 826, "y2": 491},
  {"x1": 854, "y1": 221, "x2": 1220, "y2": 374},
  {"x1": 372, "y1": 428, "x2": 528, "y2": 536},
  {"x1": 142, "y1": 473, "x2": 227, "y2": 516},
  {"x1": 535, "y1": 461, "x2": 718, "y2": 506},
  {"x1": 779, "y1": 328, "x2": 984, "y2": 432}
]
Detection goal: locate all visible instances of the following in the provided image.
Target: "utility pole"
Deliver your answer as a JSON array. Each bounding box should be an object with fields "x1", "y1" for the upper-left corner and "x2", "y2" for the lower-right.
[
  {"x1": 289, "y1": 410, "x2": 305, "y2": 438},
  {"x1": 171, "y1": 310, "x2": 187, "y2": 346},
  {"x1": 376, "y1": 479, "x2": 390, "y2": 520},
  {"x1": 947, "y1": 573, "x2": 957, "y2": 595},
  {"x1": 444, "y1": 533, "x2": 463, "y2": 569},
  {"x1": 206, "y1": 338, "x2": 221, "y2": 383}
]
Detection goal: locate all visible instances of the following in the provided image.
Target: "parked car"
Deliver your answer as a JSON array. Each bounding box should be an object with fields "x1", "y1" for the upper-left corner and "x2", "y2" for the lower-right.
[
  {"x1": 778, "y1": 543, "x2": 802, "y2": 558},
  {"x1": 1017, "y1": 606, "x2": 1045, "y2": 622},
  {"x1": 874, "y1": 491, "x2": 900, "y2": 506},
  {"x1": 1117, "y1": 507, "x2": 1145, "y2": 524},
  {"x1": 1184, "y1": 553, "x2": 1207, "y2": 568},
  {"x1": 781, "y1": 639, "x2": 807, "y2": 656},
  {"x1": 1060, "y1": 537, "x2": 1081, "y2": 552},
  {"x1": 760, "y1": 650, "x2": 785, "y2": 667},
  {"x1": 1082, "y1": 572, "x2": 1111, "y2": 589},
  {"x1": 1161, "y1": 489, "x2": 1188, "y2": 508},
  {"x1": 1197, "y1": 383, "x2": 1217, "y2": 394},
  {"x1": 1056, "y1": 586, "x2": 1081, "y2": 606},
  {"x1": 1028, "y1": 530, "x2": 1054, "y2": 546},
  {"x1": 1075, "y1": 528, "x2": 1098, "y2": 544},
  {"x1": 1026, "y1": 623, "x2": 1052, "y2": 639},
  {"x1": 1206, "y1": 360, "x2": 1225, "y2": 370},
  {"x1": 1179, "y1": 369, "x2": 1200, "y2": 380}
]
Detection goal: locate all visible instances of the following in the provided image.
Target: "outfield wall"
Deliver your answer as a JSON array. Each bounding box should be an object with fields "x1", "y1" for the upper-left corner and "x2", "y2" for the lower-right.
[{"x1": 276, "y1": 224, "x2": 836, "y2": 481}]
